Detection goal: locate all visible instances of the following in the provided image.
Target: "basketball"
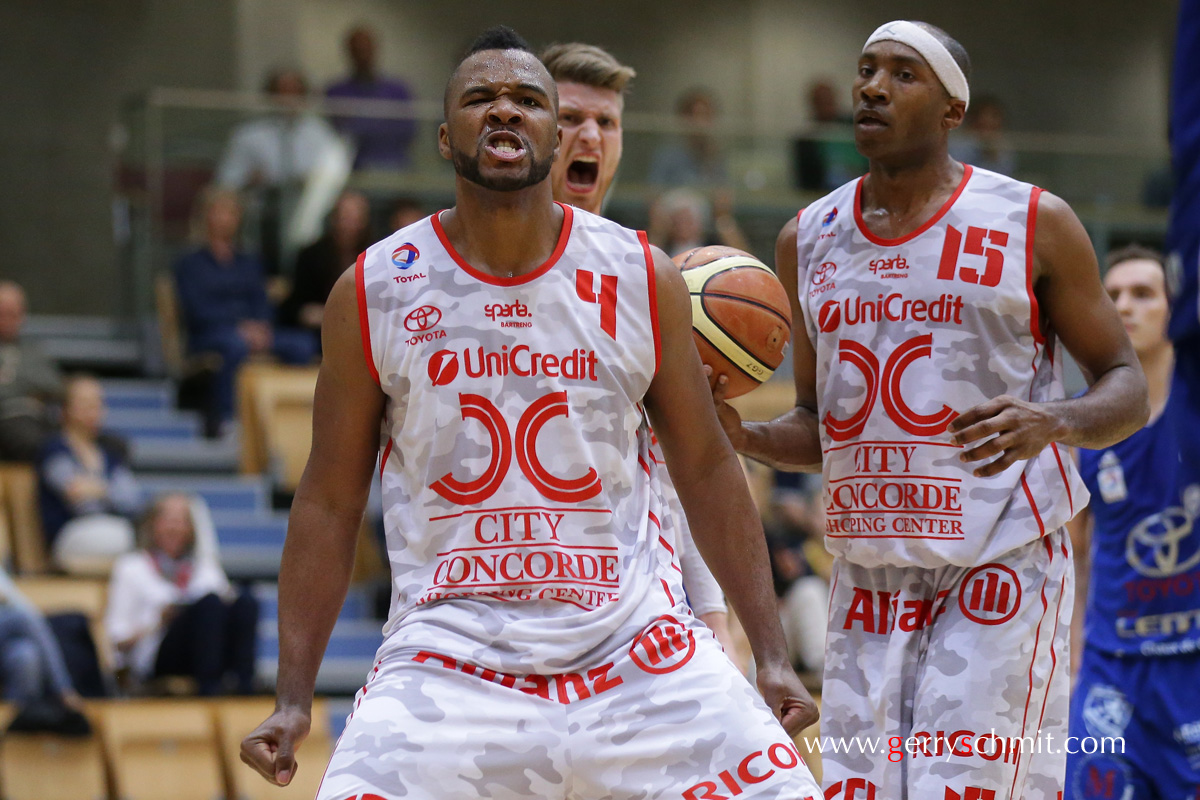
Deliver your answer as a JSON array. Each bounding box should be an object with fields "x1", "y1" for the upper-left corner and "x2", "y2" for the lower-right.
[{"x1": 673, "y1": 246, "x2": 792, "y2": 399}]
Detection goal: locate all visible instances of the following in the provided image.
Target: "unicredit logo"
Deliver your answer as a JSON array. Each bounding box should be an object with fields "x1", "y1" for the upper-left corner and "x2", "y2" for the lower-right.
[
  {"x1": 427, "y1": 345, "x2": 599, "y2": 386},
  {"x1": 818, "y1": 292, "x2": 964, "y2": 333},
  {"x1": 429, "y1": 350, "x2": 460, "y2": 386}
]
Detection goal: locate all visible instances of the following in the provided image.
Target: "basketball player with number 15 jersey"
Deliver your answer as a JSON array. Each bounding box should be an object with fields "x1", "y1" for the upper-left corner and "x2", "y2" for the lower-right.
[
  {"x1": 241, "y1": 26, "x2": 822, "y2": 800},
  {"x1": 712, "y1": 20, "x2": 1148, "y2": 800}
]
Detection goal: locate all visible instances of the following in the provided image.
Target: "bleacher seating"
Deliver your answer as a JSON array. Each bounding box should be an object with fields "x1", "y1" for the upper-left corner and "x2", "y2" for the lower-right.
[
  {"x1": 214, "y1": 697, "x2": 333, "y2": 800},
  {"x1": 101, "y1": 699, "x2": 226, "y2": 800},
  {"x1": 0, "y1": 723, "x2": 108, "y2": 800}
]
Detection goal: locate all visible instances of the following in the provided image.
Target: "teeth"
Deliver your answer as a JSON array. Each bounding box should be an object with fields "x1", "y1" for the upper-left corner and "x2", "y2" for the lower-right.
[
  {"x1": 574, "y1": 155, "x2": 599, "y2": 163},
  {"x1": 494, "y1": 141, "x2": 519, "y2": 153}
]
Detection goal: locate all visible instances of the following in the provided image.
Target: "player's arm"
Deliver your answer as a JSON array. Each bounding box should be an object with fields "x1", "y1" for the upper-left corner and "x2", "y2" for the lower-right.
[
  {"x1": 950, "y1": 192, "x2": 1149, "y2": 476},
  {"x1": 643, "y1": 245, "x2": 817, "y2": 734},
  {"x1": 241, "y1": 269, "x2": 385, "y2": 786},
  {"x1": 1066, "y1": 496, "x2": 1091, "y2": 683},
  {"x1": 714, "y1": 217, "x2": 823, "y2": 472}
]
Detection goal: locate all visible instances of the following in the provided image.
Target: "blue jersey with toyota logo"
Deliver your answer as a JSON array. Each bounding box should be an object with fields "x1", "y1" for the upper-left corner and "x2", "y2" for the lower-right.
[{"x1": 1079, "y1": 383, "x2": 1200, "y2": 657}]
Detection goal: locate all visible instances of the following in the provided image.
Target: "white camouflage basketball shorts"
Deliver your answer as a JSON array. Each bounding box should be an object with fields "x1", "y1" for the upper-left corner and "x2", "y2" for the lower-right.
[
  {"x1": 317, "y1": 611, "x2": 823, "y2": 800},
  {"x1": 820, "y1": 528, "x2": 1073, "y2": 800}
]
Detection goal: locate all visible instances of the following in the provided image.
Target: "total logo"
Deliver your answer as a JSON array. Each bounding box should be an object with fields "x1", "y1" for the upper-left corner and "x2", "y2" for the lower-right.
[
  {"x1": 428, "y1": 345, "x2": 599, "y2": 387},
  {"x1": 818, "y1": 292, "x2": 964, "y2": 333},
  {"x1": 391, "y1": 243, "x2": 419, "y2": 269},
  {"x1": 403, "y1": 305, "x2": 446, "y2": 346},
  {"x1": 485, "y1": 299, "x2": 534, "y2": 328}
]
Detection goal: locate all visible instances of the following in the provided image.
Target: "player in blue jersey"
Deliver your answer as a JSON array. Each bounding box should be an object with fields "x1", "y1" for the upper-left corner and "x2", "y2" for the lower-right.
[{"x1": 1066, "y1": 245, "x2": 1200, "y2": 799}]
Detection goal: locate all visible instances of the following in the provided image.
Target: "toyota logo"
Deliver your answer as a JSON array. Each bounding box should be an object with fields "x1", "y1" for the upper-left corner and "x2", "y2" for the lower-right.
[
  {"x1": 404, "y1": 305, "x2": 442, "y2": 333},
  {"x1": 812, "y1": 261, "x2": 837, "y2": 285},
  {"x1": 1126, "y1": 507, "x2": 1199, "y2": 577}
]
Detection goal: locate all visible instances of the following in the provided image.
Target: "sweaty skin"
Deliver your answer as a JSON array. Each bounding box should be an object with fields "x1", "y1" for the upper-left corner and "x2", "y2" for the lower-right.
[{"x1": 241, "y1": 47, "x2": 814, "y2": 788}]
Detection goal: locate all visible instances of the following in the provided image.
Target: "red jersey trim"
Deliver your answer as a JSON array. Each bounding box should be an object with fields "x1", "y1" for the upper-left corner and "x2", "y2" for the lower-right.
[
  {"x1": 1025, "y1": 187, "x2": 1046, "y2": 344},
  {"x1": 431, "y1": 202, "x2": 574, "y2": 286},
  {"x1": 639, "y1": 230, "x2": 661, "y2": 376},
  {"x1": 852, "y1": 164, "x2": 973, "y2": 246},
  {"x1": 355, "y1": 251, "x2": 380, "y2": 386},
  {"x1": 379, "y1": 438, "x2": 394, "y2": 480}
]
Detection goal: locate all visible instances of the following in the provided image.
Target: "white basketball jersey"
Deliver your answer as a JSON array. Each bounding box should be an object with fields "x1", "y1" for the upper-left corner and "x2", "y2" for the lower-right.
[
  {"x1": 358, "y1": 204, "x2": 686, "y2": 673},
  {"x1": 797, "y1": 166, "x2": 1089, "y2": 569}
]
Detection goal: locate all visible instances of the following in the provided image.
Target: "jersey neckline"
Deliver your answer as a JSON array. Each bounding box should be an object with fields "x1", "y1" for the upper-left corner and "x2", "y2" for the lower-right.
[
  {"x1": 431, "y1": 202, "x2": 574, "y2": 286},
  {"x1": 852, "y1": 164, "x2": 973, "y2": 246}
]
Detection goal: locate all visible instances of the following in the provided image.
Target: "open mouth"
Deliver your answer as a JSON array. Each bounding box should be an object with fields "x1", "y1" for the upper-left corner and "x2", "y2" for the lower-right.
[
  {"x1": 855, "y1": 109, "x2": 888, "y2": 130},
  {"x1": 565, "y1": 155, "x2": 600, "y2": 193},
  {"x1": 484, "y1": 131, "x2": 527, "y2": 162}
]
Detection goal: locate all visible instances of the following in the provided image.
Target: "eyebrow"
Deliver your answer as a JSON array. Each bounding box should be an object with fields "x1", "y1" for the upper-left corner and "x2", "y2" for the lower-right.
[
  {"x1": 462, "y1": 81, "x2": 550, "y2": 100},
  {"x1": 860, "y1": 51, "x2": 928, "y2": 70}
]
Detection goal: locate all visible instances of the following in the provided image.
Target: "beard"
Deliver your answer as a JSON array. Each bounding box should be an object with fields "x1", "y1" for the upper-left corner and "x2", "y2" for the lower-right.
[{"x1": 451, "y1": 137, "x2": 554, "y2": 192}]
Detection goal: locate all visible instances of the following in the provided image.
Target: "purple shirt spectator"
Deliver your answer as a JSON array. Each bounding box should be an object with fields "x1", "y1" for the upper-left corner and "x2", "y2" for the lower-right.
[{"x1": 326, "y1": 26, "x2": 417, "y2": 169}]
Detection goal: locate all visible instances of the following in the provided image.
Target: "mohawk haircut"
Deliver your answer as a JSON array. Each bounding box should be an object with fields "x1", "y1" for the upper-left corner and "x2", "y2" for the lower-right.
[
  {"x1": 462, "y1": 25, "x2": 532, "y2": 61},
  {"x1": 912, "y1": 21, "x2": 972, "y2": 84},
  {"x1": 541, "y1": 43, "x2": 636, "y2": 94}
]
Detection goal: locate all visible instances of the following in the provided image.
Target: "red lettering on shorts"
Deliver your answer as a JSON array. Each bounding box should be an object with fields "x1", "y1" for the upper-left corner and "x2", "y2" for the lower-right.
[
  {"x1": 825, "y1": 778, "x2": 878, "y2": 799},
  {"x1": 682, "y1": 742, "x2": 807, "y2": 800}
]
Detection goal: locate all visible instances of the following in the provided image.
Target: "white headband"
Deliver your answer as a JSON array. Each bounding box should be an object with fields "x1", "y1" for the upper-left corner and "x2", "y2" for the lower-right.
[{"x1": 863, "y1": 20, "x2": 970, "y2": 110}]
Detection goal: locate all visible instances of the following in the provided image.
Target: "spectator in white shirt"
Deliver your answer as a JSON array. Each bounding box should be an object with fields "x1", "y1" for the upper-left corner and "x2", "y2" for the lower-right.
[{"x1": 104, "y1": 493, "x2": 257, "y2": 695}]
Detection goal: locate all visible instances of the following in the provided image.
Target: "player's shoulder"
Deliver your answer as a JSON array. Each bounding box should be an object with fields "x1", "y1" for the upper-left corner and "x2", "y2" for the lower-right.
[
  {"x1": 361, "y1": 214, "x2": 437, "y2": 273},
  {"x1": 568, "y1": 204, "x2": 643, "y2": 244},
  {"x1": 960, "y1": 164, "x2": 1039, "y2": 206},
  {"x1": 795, "y1": 177, "x2": 859, "y2": 241}
]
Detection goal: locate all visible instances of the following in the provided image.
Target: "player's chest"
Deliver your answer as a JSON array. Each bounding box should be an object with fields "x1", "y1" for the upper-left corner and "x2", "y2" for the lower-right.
[{"x1": 805, "y1": 220, "x2": 1030, "y2": 332}]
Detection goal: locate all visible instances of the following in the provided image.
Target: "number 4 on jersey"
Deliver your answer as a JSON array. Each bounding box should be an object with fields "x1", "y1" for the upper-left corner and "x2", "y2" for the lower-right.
[
  {"x1": 937, "y1": 225, "x2": 1009, "y2": 287},
  {"x1": 576, "y1": 269, "x2": 618, "y2": 340}
]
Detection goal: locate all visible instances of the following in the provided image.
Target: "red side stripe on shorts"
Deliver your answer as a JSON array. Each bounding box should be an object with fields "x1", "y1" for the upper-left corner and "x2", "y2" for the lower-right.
[
  {"x1": 1010, "y1": 576, "x2": 1052, "y2": 800},
  {"x1": 1033, "y1": 571, "x2": 1068, "y2": 747},
  {"x1": 355, "y1": 251, "x2": 380, "y2": 386}
]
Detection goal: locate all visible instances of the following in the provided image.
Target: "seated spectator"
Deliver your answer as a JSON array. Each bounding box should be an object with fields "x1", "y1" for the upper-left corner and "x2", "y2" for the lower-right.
[
  {"x1": 104, "y1": 493, "x2": 257, "y2": 696},
  {"x1": 648, "y1": 88, "x2": 730, "y2": 189},
  {"x1": 326, "y1": 25, "x2": 418, "y2": 170},
  {"x1": 648, "y1": 188, "x2": 749, "y2": 257},
  {"x1": 0, "y1": 281, "x2": 63, "y2": 462},
  {"x1": 0, "y1": 566, "x2": 90, "y2": 734},
  {"x1": 763, "y1": 484, "x2": 830, "y2": 675},
  {"x1": 175, "y1": 189, "x2": 317, "y2": 422},
  {"x1": 38, "y1": 376, "x2": 140, "y2": 576},
  {"x1": 278, "y1": 190, "x2": 371, "y2": 338},
  {"x1": 949, "y1": 95, "x2": 1016, "y2": 176},
  {"x1": 216, "y1": 68, "x2": 348, "y2": 274},
  {"x1": 792, "y1": 79, "x2": 866, "y2": 191},
  {"x1": 389, "y1": 197, "x2": 426, "y2": 232}
]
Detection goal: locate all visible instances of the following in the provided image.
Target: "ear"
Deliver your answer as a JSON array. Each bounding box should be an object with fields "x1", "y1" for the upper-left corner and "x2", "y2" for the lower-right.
[
  {"x1": 552, "y1": 126, "x2": 563, "y2": 163},
  {"x1": 943, "y1": 98, "x2": 967, "y2": 132},
  {"x1": 437, "y1": 123, "x2": 451, "y2": 161}
]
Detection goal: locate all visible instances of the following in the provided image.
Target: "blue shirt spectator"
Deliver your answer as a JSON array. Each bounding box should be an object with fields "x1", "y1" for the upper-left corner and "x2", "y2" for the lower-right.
[
  {"x1": 175, "y1": 190, "x2": 316, "y2": 422},
  {"x1": 326, "y1": 26, "x2": 417, "y2": 169}
]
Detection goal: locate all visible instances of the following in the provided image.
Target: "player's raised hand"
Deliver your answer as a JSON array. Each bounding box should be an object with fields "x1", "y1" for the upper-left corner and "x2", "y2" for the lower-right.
[
  {"x1": 948, "y1": 395, "x2": 1066, "y2": 478},
  {"x1": 704, "y1": 366, "x2": 746, "y2": 448},
  {"x1": 756, "y1": 660, "x2": 819, "y2": 735},
  {"x1": 240, "y1": 705, "x2": 311, "y2": 786}
]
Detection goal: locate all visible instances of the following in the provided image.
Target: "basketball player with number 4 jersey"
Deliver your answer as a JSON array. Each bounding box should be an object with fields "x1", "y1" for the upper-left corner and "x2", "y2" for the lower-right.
[
  {"x1": 241, "y1": 26, "x2": 822, "y2": 800},
  {"x1": 712, "y1": 20, "x2": 1148, "y2": 800}
]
